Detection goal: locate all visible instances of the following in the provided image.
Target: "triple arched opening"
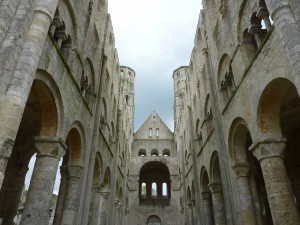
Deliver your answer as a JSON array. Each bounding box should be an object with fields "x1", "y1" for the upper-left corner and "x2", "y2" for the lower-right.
[{"x1": 139, "y1": 161, "x2": 171, "y2": 206}]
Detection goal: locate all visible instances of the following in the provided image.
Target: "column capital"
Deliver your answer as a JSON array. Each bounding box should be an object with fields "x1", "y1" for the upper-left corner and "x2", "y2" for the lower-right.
[
  {"x1": 208, "y1": 182, "x2": 223, "y2": 193},
  {"x1": 249, "y1": 137, "x2": 286, "y2": 161},
  {"x1": 233, "y1": 163, "x2": 250, "y2": 177},
  {"x1": 66, "y1": 165, "x2": 83, "y2": 178},
  {"x1": 35, "y1": 136, "x2": 67, "y2": 158},
  {"x1": 187, "y1": 202, "x2": 193, "y2": 208}
]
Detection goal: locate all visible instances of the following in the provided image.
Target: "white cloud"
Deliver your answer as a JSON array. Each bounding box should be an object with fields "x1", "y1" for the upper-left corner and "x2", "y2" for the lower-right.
[{"x1": 109, "y1": 0, "x2": 203, "y2": 131}]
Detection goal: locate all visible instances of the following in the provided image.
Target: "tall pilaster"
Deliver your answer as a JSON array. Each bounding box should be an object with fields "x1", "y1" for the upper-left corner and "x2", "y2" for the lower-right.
[
  {"x1": 20, "y1": 137, "x2": 66, "y2": 225},
  {"x1": 250, "y1": 138, "x2": 300, "y2": 225}
]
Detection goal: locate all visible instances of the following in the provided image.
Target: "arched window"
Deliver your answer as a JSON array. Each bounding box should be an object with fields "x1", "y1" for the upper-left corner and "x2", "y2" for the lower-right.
[
  {"x1": 162, "y1": 149, "x2": 170, "y2": 156},
  {"x1": 139, "y1": 161, "x2": 171, "y2": 205},
  {"x1": 151, "y1": 183, "x2": 157, "y2": 198},
  {"x1": 141, "y1": 182, "x2": 147, "y2": 197},
  {"x1": 138, "y1": 149, "x2": 146, "y2": 156},
  {"x1": 151, "y1": 149, "x2": 158, "y2": 156},
  {"x1": 147, "y1": 215, "x2": 161, "y2": 225}
]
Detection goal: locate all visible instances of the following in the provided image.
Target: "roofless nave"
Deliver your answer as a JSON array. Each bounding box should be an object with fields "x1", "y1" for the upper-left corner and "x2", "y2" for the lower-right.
[{"x1": 1, "y1": 0, "x2": 300, "y2": 225}]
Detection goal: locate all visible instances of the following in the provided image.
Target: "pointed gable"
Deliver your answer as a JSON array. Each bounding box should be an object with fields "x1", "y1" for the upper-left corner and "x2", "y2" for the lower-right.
[{"x1": 134, "y1": 111, "x2": 173, "y2": 139}]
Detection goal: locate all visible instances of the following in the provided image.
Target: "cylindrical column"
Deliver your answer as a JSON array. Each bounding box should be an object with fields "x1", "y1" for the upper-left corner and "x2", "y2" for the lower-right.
[
  {"x1": 97, "y1": 191, "x2": 110, "y2": 225},
  {"x1": 250, "y1": 138, "x2": 300, "y2": 225},
  {"x1": 60, "y1": 165, "x2": 83, "y2": 225},
  {"x1": 0, "y1": 0, "x2": 59, "y2": 190},
  {"x1": 209, "y1": 182, "x2": 227, "y2": 225},
  {"x1": 53, "y1": 166, "x2": 68, "y2": 225},
  {"x1": 201, "y1": 191, "x2": 213, "y2": 225},
  {"x1": 233, "y1": 164, "x2": 257, "y2": 224},
  {"x1": 20, "y1": 137, "x2": 66, "y2": 225}
]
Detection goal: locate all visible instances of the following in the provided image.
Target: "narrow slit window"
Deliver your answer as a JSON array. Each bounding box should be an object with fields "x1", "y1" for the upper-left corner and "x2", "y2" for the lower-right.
[
  {"x1": 149, "y1": 128, "x2": 152, "y2": 137},
  {"x1": 162, "y1": 183, "x2": 168, "y2": 197},
  {"x1": 156, "y1": 128, "x2": 159, "y2": 137},
  {"x1": 151, "y1": 182, "x2": 157, "y2": 197},
  {"x1": 141, "y1": 182, "x2": 147, "y2": 197}
]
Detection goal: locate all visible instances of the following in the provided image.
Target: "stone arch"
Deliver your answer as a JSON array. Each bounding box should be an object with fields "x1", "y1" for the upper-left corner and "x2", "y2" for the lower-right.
[
  {"x1": 151, "y1": 149, "x2": 159, "y2": 156},
  {"x1": 228, "y1": 117, "x2": 252, "y2": 163},
  {"x1": 200, "y1": 167, "x2": 214, "y2": 225},
  {"x1": 65, "y1": 125, "x2": 83, "y2": 165},
  {"x1": 237, "y1": 0, "x2": 250, "y2": 44},
  {"x1": 35, "y1": 69, "x2": 64, "y2": 136},
  {"x1": 162, "y1": 149, "x2": 170, "y2": 157},
  {"x1": 210, "y1": 151, "x2": 221, "y2": 183},
  {"x1": 102, "y1": 167, "x2": 111, "y2": 191},
  {"x1": 0, "y1": 74, "x2": 62, "y2": 224},
  {"x1": 228, "y1": 117, "x2": 272, "y2": 224},
  {"x1": 57, "y1": 0, "x2": 78, "y2": 43},
  {"x1": 218, "y1": 54, "x2": 234, "y2": 106},
  {"x1": 138, "y1": 149, "x2": 146, "y2": 156},
  {"x1": 81, "y1": 58, "x2": 96, "y2": 105},
  {"x1": 209, "y1": 152, "x2": 227, "y2": 225},
  {"x1": 147, "y1": 215, "x2": 161, "y2": 225},
  {"x1": 139, "y1": 161, "x2": 171, "y2": 205},
  {"x1": 257, "y1": 78, "x2": 297, "y2": 137}
]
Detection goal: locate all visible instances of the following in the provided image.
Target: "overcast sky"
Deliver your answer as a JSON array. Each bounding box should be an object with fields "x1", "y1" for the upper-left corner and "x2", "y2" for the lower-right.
[
  {"x1": 108, "y1": 0, "x2": 203, "y2": 131},
  {"x1": 25, "y1": 0, "x2": 202, "y2": 194}
]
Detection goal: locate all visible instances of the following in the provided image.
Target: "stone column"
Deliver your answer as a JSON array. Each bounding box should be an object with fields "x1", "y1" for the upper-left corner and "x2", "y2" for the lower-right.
[
  {"x1": 97, "y1": 191, "x2": 110, "y2": 225},
  {"x1": 188, "y1": 202, "x2": 194, "y2": 225},
  {"x1": 88, "y1": 183, "x2": 102, "y2": 225},
  {"x1": 201, "y1": 191, "x2": 213, "y2": 225},
  {"x1": 209, "y1": 182, "x2": 227, "y2": 225},
  {"x1": 20, "y1": 136, "x2": 66, "y2": 225},
  {"x1": 60, "y1": 165, "x2": 83, "y2": 225},
  {"x1": 0, "y1": 0, "x2": 59, "y2": 190},
  {"x1": 233, "y1": 163, "x2": 256, "y2": 225},
  {"x1": 250, "y1": 138, "x2": 300, "y2": 225},
  {"x1": 53, "y1": 166, "x2": 68, "y2": 225}
]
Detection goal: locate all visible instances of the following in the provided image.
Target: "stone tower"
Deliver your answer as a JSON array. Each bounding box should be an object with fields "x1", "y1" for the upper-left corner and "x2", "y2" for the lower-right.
[{"x1": 128, "y1": 111, "x2": 182, "y2": 225}]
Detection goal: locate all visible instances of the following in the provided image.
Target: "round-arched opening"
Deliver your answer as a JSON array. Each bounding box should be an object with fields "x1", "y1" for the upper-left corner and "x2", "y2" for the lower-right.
[
  {"x1": 139, "y1": 161, "x2": 171, "y2": 205},
  {"x1": 147, "y1": 215, "x2": 161, "y2": 225},
  {"x1": 138, "y1": 149, "x2": 147, "y2": 157},
  {"x1": 0, "y1": 79, "x2": 59, "y2": 224},
  {"x1": 229, "y1": 119, "x2": 272, "y2": 224},
  {"x1": 151, "y1": 149, "x2": 159, "y2": 156},
  {"x1": 66, "y1": 128, "x2": 82, "y2": 164},
  {"x1": 162, "y1": 149, "x2": 170, "y2": 157}
]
